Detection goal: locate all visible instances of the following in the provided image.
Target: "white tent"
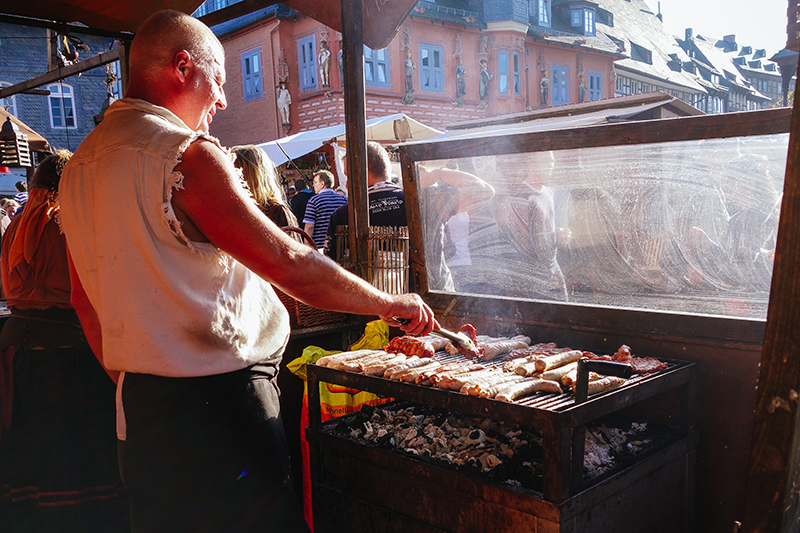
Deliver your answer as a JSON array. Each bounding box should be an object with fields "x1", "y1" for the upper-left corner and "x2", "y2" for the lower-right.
[{"x1": 256, "y1": 113, "x2": 442, "y2": 167}]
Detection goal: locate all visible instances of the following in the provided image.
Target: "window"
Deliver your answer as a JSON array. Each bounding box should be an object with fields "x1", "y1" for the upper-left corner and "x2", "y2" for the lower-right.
[
  {"x1": 533, "y1": 0, "x2": 550, "y2": 26},
  {"x1": 241, "y1": 49, "x2": 263, "y2": 101},
  {"x1": 420, "y1": 44, "x2": 444, "y2": 92},
  {"x1": 48, "y1": 83, "x2": 76, "y2": 129},
  {"x1": 298, "y1": 35, "x2": 317, "y2": 92},
  {"x1": 570, "y1": 7, "x2": 595, "y2": 35},
  {"x1": 588, "y1": 71, "x2": 603, "y2": 101},
  {"x1": 630, "y1": 42, "x2": 653, "y2": 65},
  {"x1": 0, "y1": 82, "x2": 16, "y2": 117},
  {"x1": 364, "y1": 46, "x2": 390, "y2": 88},
  {"x1": 571, "y1": 8, "x2": 582, "y2": 26},
  {"x1": 498, "y1": 50, "x2": 509, "y2": 95},
  {"x1": 513, "y1": 51, "x2": 521, "y2": 95},
  {"x1": 584, "y1": 9, "x2": 595, "y2": 35},
  {"x1": 552, "y1": 65, "x2": 568, "y2": 106}
]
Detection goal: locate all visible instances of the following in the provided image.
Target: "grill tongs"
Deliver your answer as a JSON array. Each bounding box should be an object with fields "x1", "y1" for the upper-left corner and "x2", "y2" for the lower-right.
[
  {"x1": 574, "y1": 358, "x2": 633, "y2": 404},
  {"x1": 392, "y1": 317, "x2": 476, "y2": 352}
]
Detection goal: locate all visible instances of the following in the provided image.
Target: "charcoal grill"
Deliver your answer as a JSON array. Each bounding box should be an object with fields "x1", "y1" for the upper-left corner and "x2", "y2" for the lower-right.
[{"x1": 306, "y1": 351, "x2": 696, "y2": 532}]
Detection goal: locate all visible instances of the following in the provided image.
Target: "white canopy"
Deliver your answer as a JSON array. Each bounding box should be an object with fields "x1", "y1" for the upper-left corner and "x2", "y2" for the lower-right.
[{"x1": 257, "y1": 113, "x2": 442, "y2": 166}]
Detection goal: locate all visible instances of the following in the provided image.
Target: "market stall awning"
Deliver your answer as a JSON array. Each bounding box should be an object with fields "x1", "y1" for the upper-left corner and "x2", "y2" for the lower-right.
[
  {"x1": 257, "y1": 114, "x2": 443, "y2": 167},
  {"x1": 1, "y1": 108, "x2": 50, "y2": 153}
]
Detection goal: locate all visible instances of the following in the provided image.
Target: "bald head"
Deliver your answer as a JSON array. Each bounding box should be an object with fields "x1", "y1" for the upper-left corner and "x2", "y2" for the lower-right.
[{"x1": 130, "y1": 10, "x2": 223, "y2": 85}]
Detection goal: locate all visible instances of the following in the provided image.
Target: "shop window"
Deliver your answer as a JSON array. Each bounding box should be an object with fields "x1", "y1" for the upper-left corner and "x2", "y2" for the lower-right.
[
  {"x1": 552, "y1": 65, "x2": 569, "y2": 106},
  {"x1": 242, "y1": 49, "x2": 263, "y2": 101},
  {"x1": 298, "y1": 35, "x2": 317, "y2": 92},
  {"x1": 365, "y1": 46, "x2": 390, "y2": 88},
  {"x1": 420, "y1": 44, "x2": 444, "y2": 92},
  {"x1": 498, "y1": 50, "x2": 509, "y2": 95},
  {"x1": 588, "y1": 71, "x2": 603, "y2": 101},
  {"x1": 48, "y1": 83, "x2": 76, "y2": 129}
]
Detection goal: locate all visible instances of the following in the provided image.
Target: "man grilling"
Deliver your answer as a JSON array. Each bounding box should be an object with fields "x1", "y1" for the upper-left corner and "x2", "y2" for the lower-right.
[{"x1": 59, "y1": 9, "x2": 437, "y2": 532}]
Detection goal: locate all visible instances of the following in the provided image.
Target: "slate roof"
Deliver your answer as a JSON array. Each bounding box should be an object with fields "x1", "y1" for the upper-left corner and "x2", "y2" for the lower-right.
[
  {"x1": 210, "y1": 5, "x2": 295, "y2": 38},
  {"x1": 592, "y1": 0, "x2": 705, "y2": 93},
  {"x1": 691, "y1": 35, "x2": 770, "y2": 100}
]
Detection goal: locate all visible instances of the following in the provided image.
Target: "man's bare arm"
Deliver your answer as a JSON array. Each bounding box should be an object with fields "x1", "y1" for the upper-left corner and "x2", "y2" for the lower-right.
[
  {"x1": 304, "y1": 222, "x2": 315, "y2": 240},
  {"x1": 68, "y1": 250, "x2": 120, "y2": 384},
  {"x1": 172, "y1": 140, "x2": 437, "y2": 336},
  {"x1": 418, "y1": 165, "x2": 495, "y2": 213}
]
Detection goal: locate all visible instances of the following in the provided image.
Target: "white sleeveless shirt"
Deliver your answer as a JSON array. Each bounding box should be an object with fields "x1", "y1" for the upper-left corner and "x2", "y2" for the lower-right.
[{"x1": 60, "y1": 98, "x2": 289, "y2": 377}]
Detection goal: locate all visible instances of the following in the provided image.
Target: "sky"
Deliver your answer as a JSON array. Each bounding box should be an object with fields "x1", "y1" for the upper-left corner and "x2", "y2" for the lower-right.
[{"x1": 647, "y1": 0, "x2": 789, "y2": 56}]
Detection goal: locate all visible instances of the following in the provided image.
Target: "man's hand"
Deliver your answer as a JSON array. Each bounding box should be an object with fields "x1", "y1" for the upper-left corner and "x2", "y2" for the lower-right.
[{"x1": 380, "y1": 293, "x2": 439, "y2": 336}]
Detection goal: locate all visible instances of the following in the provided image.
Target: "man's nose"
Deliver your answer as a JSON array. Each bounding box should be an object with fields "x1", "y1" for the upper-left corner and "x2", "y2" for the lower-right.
[{"x1": 217, "y1": 89, "x2": 227, "y2": 110}]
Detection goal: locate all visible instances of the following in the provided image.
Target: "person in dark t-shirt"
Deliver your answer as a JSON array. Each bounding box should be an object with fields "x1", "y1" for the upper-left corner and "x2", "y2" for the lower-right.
[{"x1": 324, "y1": 142, "x2": 406, "y2": 258}]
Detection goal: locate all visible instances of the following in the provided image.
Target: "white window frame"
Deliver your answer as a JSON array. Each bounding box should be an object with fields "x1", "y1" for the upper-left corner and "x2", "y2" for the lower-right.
[
  {"x1": 419, "y1": 43, "x2": 445, "y2": 93},
  {"x1": 242, "y1": 48, "x2": 263, "y2": 101},
  {"x1": 537, "y1": 0, "x2": 550, "y2": 28},
  {"x1": 498, "y1": 50, "x2": 509, "y2": 95},
  {"x1": 584, "y1": 9, "x2": 595, "y2": 35},
  {"x1": 298, "y1": 35, "x2": 317, "y2": 92},
  {"x1": 364, "y1": 46, "x2": 390, "y2": 88},
  {"x1": 0, "y1": 82, "x2": 16, "y2": 117},
  {"x1": 48, "y1": 83, "x2": 77, "y2": 129}
]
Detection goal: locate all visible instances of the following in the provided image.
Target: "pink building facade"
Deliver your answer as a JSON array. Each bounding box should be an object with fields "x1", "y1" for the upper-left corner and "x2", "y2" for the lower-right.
[{"x1": 208, "y1": 7, "x2": 619, "y2": 147}]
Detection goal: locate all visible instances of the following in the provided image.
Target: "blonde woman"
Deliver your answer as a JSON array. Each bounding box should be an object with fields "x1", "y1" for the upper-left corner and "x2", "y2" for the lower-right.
[{"x1": 232, "y1": 145, "x2": 298, "y2": 229}]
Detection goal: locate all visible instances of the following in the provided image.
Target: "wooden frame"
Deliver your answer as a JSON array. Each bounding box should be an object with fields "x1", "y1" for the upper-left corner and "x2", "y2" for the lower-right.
[{"x1": 397, "y1": 106, "x2": 794, "y2": 532}]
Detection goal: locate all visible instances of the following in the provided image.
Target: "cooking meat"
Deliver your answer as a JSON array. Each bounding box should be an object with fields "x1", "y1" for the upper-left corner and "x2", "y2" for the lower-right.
[{"x1": 386, "y1": 336, "x2": 435, "y2": 358}]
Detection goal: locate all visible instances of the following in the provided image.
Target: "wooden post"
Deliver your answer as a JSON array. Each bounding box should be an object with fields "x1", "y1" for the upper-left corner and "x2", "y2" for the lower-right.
[
  {"x1": 741, "y1": 74, "x2": 800, "y2": 531},
  {"x1": 119, "y1": 39, "x2": 131, "y2": 96},
  {"x1": 340, "y1": 0, "x2": 369, "y2": 280}
]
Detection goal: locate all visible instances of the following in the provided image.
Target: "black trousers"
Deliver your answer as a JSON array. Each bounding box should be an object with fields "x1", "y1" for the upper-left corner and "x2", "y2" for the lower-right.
[{"x1": 119, "y1": 364, "x2": 309, "y2": 533}]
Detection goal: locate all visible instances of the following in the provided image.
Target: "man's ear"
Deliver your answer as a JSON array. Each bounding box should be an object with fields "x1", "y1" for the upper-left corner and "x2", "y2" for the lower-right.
[{"x1": 174, "y1": 50, "x2": 192, "y2": 82}]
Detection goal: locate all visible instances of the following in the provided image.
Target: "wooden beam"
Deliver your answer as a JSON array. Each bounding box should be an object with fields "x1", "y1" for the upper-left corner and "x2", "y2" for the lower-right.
[
  {"x1": 0, "y1": 48, "x2": 121, "y2": 99},
  {"x1": 341, "y1": 0, "x2": 369, "y2": 281},
  {"x1": 741, "y1": 77, "x2": 800, "y2": 532},
  {"x1": 0, "y1": 14, "x2": 133, "y2": 40}
]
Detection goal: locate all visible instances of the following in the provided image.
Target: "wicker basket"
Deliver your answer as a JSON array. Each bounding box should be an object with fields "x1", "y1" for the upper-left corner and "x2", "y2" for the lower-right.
[
  {"x1": 334, "y1": 225, "x2": 409, "y2": 295},
  {"x1": 275, "y1": 287, "x2": 347, "y2": 328},
  {"x1": 275, "y1": 225, "x2": 347, "y2": 328}
]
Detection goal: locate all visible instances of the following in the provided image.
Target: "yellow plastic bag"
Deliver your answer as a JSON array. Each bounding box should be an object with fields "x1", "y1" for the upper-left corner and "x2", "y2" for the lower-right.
[
  {"x1": 287, "y1": 319, "x2": 392, "y2": 421},
  {"x1": 289, "y1": 320, "x2": 393, "y2": 531}
]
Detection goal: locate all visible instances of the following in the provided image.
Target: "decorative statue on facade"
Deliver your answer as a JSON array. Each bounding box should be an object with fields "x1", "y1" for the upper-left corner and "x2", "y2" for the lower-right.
[
  {"x1": 454, "y1": 56, "x2": 466, "y2": 105},
  {"x1": 478, "y1": 58, "x2": 492, "y2": 107},
  {"x1": 402, "y1": 48, "x2": 416, "y2": 104},
  {"x1": 277, "y1": 82, "x2": 291, "y2": 126},
  {"x1": 337, "y1": 48, "x2": 344, "y2": 88},
  {"x1": 578, "y1": 75, "x2": 587, "y2": 103},
  {"x1": 318, "y1": 39, "x2": 331, "y2": 88},
  {"x1": 540, "y1": 71, "x2": 550, "y2": 107}
]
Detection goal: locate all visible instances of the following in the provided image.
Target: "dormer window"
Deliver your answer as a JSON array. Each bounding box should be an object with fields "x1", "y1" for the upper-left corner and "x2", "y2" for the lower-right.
[
  {"x1": 530, "y1": 0, "x2": 551, "y2": 27},
  {"x1": 630, "y1": 41, "x2": 652, "y2": 65},
  {"x1": 570, "y1": 6, "x2": 596, "y2": 35}
]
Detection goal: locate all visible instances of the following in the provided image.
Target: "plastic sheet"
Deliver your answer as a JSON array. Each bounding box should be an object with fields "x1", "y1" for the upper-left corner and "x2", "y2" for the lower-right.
[{"x1": 418, "y1": 134, "x2": 788, "y2": 319}]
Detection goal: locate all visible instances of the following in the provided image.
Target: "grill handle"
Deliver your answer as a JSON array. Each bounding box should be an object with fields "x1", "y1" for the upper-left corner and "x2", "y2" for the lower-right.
[{"x1": 574, "y1": 358, "x2": 634, "y2": 404}]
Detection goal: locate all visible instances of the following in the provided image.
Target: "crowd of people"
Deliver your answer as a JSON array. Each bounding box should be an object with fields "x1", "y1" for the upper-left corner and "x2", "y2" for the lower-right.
[{"x1": 0, "y1": 9, "x2": 437, "y2": 533}]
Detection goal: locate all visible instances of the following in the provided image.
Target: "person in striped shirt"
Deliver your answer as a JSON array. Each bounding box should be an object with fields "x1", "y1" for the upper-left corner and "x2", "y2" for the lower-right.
[{"x1": 303, "y1": 170, "x2": 347, "y2": 249}]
